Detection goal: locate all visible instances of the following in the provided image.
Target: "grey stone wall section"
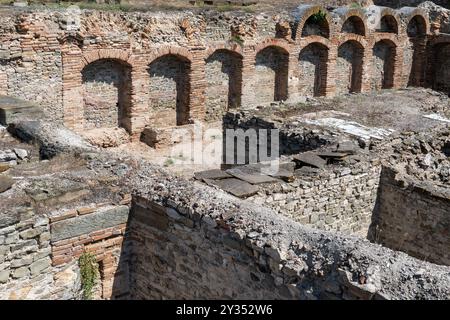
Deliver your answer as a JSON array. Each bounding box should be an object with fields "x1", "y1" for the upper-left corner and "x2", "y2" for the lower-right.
[
  {"x1": 51, "y1": 206, "x2": 129, "y2": 242},
  {"x1": 369, "y1": 166, "x2": 450, "y2": 266}
]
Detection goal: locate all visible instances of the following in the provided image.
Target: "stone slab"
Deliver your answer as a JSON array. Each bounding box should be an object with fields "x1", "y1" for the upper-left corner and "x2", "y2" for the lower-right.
[
  {"x1": 194, "y1": 169, "x2": 232, "y2": 181},
  {"x1": 293, "y1": 152, "x2": 327, "y2": 169},
  {"x1": 317, "y1": 152, "x2": 349, "y2": 159},
  {"x1": 51, "y1": 205, "x2": 129, "y2": 242},
  {"x1": 206, "y1": 178, "x2": 259, "y2": 198},
  {"x1": 0, "y1": 175, "x2": 14, "y2": 193},
  {"x1": 0, "y1": 95, "x2": 43, "y2": 125},
  {"x1": 226, "y1": 167, "x2": 278, "y2": 185}
]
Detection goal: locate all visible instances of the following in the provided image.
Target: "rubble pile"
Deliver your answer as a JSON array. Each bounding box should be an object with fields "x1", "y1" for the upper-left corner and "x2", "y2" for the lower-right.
[{"x1": 380, "y1": 125, "x2": 450, "y2": 187}]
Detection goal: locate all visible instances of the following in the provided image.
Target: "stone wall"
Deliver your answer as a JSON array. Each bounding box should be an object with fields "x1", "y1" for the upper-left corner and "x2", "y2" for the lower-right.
[
  {"x1": 0, "y1": 202, "x2": 131, "y2": 300},
  {"x1": 0, "y1": 208, "x2": 58, "y2": 299},
  {"x1": 2, "y1": 121, "x2": 450, "y2": 300},
  {"x1": 249, "y1": 161, "x2": 381, "y2": 235},
  {"x1": 252, "y1": 46, "x2": 289, "y2": 105},
  {"x1": 298, "y1": 43, "x2": 328, "y2": 97},
  {"x1": 125, "y1": 175, "x2": 450, "y2": 300},
  {"x1": 371, "y1": 39, "x2": 396, "y2": 90},
  {"x1": 369, "y1": 166, "x2": 450, "y2": 266},
  {"x1": 336, "y1": 41, "x2": 364, "y2": 94},
  {"x1": 147, "y1": 55, "x2": 191, "y2": 127}
]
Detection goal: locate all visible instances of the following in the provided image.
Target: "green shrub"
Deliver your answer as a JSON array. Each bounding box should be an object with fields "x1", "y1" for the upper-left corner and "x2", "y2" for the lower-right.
[
  {"x1": 79, "y1": 252, "x2": 99, "y2": 300},
  {"x1": 310, "y1": 10, "x2": 327, "y2": 25}
]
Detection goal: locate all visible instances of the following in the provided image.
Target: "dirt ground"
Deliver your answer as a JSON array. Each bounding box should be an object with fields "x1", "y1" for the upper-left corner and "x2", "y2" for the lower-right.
[
  {"x1": 106, "y1": 88, "x2": 449, "y2": 177},
  {"x1": 260, "y1": 88, "x2": 450, "y2": 132}
]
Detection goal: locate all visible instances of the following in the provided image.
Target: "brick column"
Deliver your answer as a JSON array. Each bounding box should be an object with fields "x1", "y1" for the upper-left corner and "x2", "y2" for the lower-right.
[
  {"x1": 188, "y1": 47, "x2": 206, "y2": 122},
  {"x1": 325, "y1": 43, "x2": 337, "y2": 97},
  {"x1": 240, "y1": 46, "x2": 256, "y2": 109},
  {"x1": 360, "y1": 43, "x2": 371, "y2": 93},
  {"x1": 61, "y1": 43, "x2": 84, "y2": 131},
  {"x1": 128, "y1": 53, "x2": 150, "y2": 141}
]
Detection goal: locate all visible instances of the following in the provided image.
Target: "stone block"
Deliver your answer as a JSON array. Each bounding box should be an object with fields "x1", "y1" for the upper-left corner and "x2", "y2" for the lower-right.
[
  {"x1": 51, "y1": 205, "x2": 129, "y2": 242},
  {"x1": 0, "y1": 175, "x2": 14, "y2": 193},
  {"x1": 0, "y1": 270, "x2": 9, "y2": 283},
  {"x1": 30, "y1": 257, "x2": 51, "y2": 276},
  {"x1": 12, "y1": 266, "x2": 29, "y2": 279},
  {"x1": 0, "y1": 95, "x2": 43, "y2": 125}
]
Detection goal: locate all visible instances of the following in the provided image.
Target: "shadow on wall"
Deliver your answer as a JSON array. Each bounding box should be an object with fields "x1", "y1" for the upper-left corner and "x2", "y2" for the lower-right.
[
  {"x1": 205, "y1": 49, "x2": 243, "y2": 122},
  {"x1": 429, "y1": 43, "x2": 450, "y2": 95}
]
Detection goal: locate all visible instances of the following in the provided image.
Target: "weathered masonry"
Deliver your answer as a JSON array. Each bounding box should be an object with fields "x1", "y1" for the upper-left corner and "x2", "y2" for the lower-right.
[{"x1": 0, "y1": 3, "x2": 449, "y2": 140}]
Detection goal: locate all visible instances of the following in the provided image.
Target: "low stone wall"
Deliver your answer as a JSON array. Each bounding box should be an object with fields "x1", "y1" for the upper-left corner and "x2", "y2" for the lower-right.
[
  {"x1": 250, "y1": 160, "x2": 381, "y2": 235},
  {"x1": 369, "y1": 166, "x2": 450, "y2": 266},
  {"x1": 127, "y1": 176, "x2": 450, "y2": 300}
]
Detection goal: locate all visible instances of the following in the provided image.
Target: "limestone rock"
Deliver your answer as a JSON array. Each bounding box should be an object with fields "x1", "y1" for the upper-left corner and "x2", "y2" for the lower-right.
[{"x1": 0, "y1": 175, "x2": 14, "y2": 193}]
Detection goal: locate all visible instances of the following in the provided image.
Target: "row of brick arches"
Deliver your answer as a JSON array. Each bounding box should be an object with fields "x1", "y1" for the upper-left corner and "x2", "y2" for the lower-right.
[
  {"x1": 78, "y1": 39, "x2": 403, "y2": 131},
  {"x1": 63, "y1": 12, "x2": 448, "y2": 137}
]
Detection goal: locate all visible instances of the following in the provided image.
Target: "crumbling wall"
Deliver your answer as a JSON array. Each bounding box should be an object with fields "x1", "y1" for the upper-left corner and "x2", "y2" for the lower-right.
[
  {"x1": 0, "y1": 207, "x2": 62, "y2": 299},
  {"x1": 369, "y1": 167, "x2": 450, "y2": 266},
  {"x1": 0, "y1": 5, "x2": 447, "y2": 137}
]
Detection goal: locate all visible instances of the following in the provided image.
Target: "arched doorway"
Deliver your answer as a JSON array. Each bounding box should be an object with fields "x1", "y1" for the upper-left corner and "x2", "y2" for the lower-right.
[
  {"x1": 148, "y1": 54, "x2": 191, "y2": 126},
  {"x1": 336, "y1": 40, "x2": 364, "y2": 94},
  {"x1": 341, "y1": 16, "x2": 365, "y2": 36},
  {"x1": 254, "y1": 46, "x2": 289, "y2": 104},
  {"x1": 205, "y1": 49, "x2": 243, "y2": 121},
  {"x1": 372, "y1": 40, "x2": 396, "y2": 90},
  {"x1": 298, "y1": 43, "x2": 329, "y2": 96},
  {"x1": 81, "y1": 59, "x2": 132, "y2": 131}
]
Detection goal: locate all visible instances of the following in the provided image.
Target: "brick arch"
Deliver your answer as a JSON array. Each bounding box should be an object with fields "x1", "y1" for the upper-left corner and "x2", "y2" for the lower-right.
[
  {"x1": 81, "y1": 49, "x2": 133, "y2": 70},
  {"x1": 371, "y1": 38, "x2": 397, "y2": 90},
  {"x1": 204, "y1": 43, "x2": 243, "y2": 60},
  {"x1": 146, "y1": 46, "x2": 193, "y2": 66},
  {"x1": 399, "y1": 8, "x2": 429, "y2": 37},
  {"x1": 253, "y1": 43, "x2": 290, "y2": 103},
  {"x1": 80, "y1": 57, "x2": 133, "y2": 132},
  {"x1": 298, "y1": 35, "x2": 331, "y2": 49},
  {"x1": 293, "y1": 5, "x2": 332, "y2": 40},
  {"x1": 375, "y1": 8, "x2": 400, "y2": 34},
  {"x1": 254, "y1": 39, "x2": 292, "y2": 56},
  {"x1": 406, "y1": 14, "x2": 428, "y2": 37},
  {"x1": 336, "y1": 34, "x2": 368, "y2": 47},
  {"x1": 204, "y1": 47, "x2": 244, "y2": 118},
  {"x1": 338, "y1": 9, "x2": 368, "y2": 36}
]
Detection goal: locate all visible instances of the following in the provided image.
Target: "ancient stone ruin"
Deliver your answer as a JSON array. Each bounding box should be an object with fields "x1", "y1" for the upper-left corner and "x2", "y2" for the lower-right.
[{"x1": 0, "y1": 0, "x2": 449, "y2": 300}]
